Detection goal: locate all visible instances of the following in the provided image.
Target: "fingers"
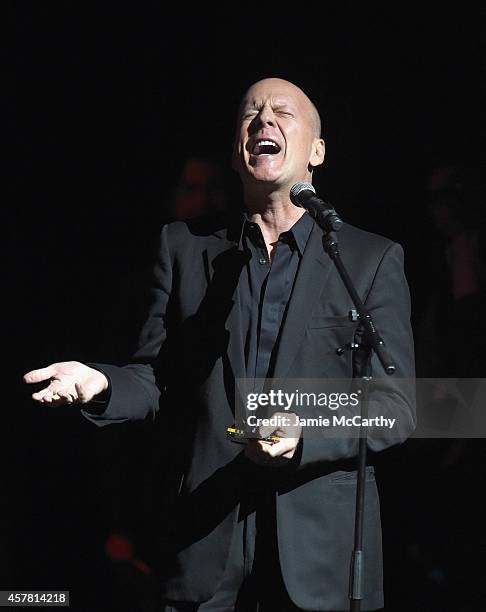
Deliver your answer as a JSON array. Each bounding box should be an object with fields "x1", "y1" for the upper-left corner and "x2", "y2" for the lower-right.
[
  {"x1": 41, "y1": 394, "x2": 71, "y2": 406},
  {"x1": 245, "y1": 436, "x2": 300, "y2": 465},
  {"x1": 56, "y1": 389, "x2": 77, "y2": 404},
  {"x1": 264, "y1": 437, "x2": 299, "y2": 459},
  {"x1": 31, "y1": 383, "x2": 58, "y2": 402},
  {"x1": 23, "y1": 364, "x2": 59, "y2": 384},
  {"x1": 31, "y1": 381, "x2": 78, "y2": 404},
  {"x1": 258, "y1": 412, "x2": 300, "y2": 439},
  {"x1": 244, "y1": 411, "x2": 302, "y2": 465},
  {"x1": 27, "y1": 376, "x2": 95, "y2": 406}
]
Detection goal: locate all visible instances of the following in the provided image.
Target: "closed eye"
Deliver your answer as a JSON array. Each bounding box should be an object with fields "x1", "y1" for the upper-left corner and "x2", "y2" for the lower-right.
[{"x1": 273, "y1": 106, "x2": 294, "y2": 117}]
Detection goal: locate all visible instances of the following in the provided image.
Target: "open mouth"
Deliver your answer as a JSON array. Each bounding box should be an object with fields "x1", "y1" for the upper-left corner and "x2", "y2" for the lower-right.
[{"x1": 251, "y1": 139, "x2": 282, "y2": 156}]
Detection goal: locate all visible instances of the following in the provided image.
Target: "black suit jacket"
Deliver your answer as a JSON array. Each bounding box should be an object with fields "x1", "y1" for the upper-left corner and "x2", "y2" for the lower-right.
[{"x1": 85, "y1": 214, "x2": 415, "y2": 611}]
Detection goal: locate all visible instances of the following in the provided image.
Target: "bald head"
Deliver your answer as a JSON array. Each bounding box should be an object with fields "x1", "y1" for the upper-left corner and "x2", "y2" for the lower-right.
[
  {"x1": 233, "y1": 77, "x2": 326, "y2": 191},
  {"x1": 238, "y1": 78, "x2": 321, "y2": 137}
]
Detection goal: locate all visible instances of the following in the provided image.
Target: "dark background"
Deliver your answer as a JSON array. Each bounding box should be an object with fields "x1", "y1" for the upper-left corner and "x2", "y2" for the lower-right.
[{"x1": 6, "y1": 2, "x2": 486, "y2": 610}]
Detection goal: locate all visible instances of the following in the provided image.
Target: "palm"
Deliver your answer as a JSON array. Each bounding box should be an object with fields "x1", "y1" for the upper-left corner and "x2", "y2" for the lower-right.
[{"x1": 23, "y1": 361, "x2": 107, "y2": 405}]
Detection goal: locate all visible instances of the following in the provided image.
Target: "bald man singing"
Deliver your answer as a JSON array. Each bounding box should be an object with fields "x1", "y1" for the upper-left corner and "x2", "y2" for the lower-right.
[{"x1": 24, "y1": 79, "x2": 415, "y2": 611}]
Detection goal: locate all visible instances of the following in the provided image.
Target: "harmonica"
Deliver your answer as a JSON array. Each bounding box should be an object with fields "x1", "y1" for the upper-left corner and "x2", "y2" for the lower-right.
[{"x1": 226, "y1": 426, "x2": 280, "y2": 445}]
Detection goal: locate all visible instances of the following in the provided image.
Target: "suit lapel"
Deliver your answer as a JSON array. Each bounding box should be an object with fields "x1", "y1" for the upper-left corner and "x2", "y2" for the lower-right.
[
  {"x1": 272, "y1": 222, "x2": 334, "y2": 378},
  {"x1": 202, "y1": 223, "x2": 247, "y2": 384}
]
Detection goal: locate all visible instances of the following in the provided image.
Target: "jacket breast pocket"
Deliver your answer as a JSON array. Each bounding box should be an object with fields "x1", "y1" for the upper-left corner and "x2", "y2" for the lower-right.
[
  {"x1": 300, "y1": 318, "x2": 358, "y2": 377},
  {"x1": 308, "y1": 315, "x2": 356, "y2": 329}
]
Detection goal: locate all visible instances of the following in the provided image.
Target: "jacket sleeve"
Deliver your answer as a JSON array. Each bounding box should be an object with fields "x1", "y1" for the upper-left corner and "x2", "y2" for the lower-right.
[
  {"x1": 299, "y1": 241, "x2": 416, "y2": 466},
  {"x1": 81, "y1": 224, "x2": 173, "y2": 426}
]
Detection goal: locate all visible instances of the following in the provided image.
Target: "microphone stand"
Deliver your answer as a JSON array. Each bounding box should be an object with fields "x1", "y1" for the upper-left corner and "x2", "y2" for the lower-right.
[{"x1": 320, "y1": 228, "x2": 395, "y2": 612}]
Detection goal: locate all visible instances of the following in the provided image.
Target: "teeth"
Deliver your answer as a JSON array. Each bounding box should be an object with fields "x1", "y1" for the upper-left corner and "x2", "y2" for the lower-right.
[
  {"x1": 257, "y1": 140, "x2": 278, "y2": 147},
  {"x1": 252, "y1": 139, "x2": 280, "y2": 155}
]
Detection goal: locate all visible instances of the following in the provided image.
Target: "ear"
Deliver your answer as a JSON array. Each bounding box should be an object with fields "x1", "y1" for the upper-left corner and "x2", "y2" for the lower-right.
[{"x1": 309, "y1": 138, "x2": 325, "y2": 168}]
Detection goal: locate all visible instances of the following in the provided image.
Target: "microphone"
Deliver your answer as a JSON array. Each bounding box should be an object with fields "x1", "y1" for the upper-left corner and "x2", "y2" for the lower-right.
[{"x1": 290, "y1": 182, "x2": 343, "y2": 232}]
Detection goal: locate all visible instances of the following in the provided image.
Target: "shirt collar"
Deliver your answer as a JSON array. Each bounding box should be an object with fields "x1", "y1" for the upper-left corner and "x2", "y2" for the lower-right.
[
  {"x1": 240, "y1": 211, "x2": 313, "y2": 255},
  {"x1": 284, "y1": 211, "x2": 314, "y2": 255}
]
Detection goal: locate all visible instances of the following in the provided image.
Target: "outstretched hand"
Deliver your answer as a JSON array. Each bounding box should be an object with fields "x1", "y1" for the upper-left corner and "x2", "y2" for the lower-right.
[{"x1": 23, "y1": 361, "x2": 109, "y2": 406}]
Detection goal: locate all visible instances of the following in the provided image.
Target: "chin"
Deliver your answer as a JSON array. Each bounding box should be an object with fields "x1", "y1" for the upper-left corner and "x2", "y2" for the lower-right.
[{"x1": 248, "y1": 166, "x2": 282, "y2": 184}]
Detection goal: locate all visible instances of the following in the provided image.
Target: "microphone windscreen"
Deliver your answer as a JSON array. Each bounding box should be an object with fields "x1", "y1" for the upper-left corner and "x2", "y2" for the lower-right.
[{"x1": 290, "y1": 182, "x2": 315, "y2": 205}]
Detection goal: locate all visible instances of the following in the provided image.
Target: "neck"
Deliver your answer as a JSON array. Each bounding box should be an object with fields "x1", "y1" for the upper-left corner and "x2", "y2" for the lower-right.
[{"x1": 243, "y1": 187, "x2": 305, "y2": 244}]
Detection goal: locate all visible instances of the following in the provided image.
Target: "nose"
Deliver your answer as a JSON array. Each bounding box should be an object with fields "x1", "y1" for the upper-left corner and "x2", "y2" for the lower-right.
[{"x1": 256, "y1": 104, "x2": 276, "y2": 127}]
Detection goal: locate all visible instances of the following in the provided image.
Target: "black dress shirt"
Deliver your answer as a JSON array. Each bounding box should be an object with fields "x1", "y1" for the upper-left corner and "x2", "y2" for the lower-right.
[{"x1": 238, "y1": 212, "x2": 314, "y2": 381}]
